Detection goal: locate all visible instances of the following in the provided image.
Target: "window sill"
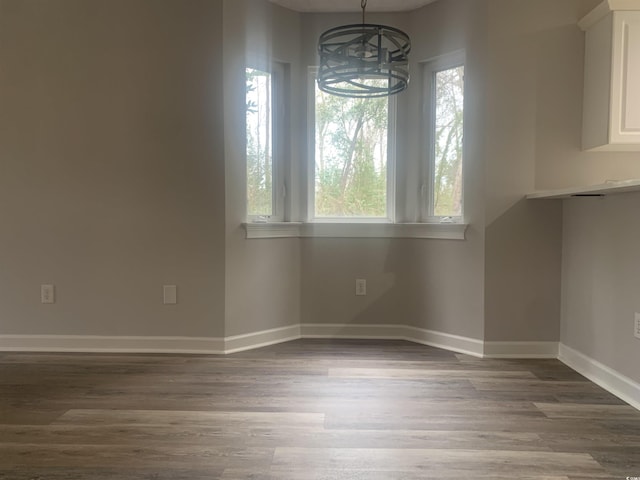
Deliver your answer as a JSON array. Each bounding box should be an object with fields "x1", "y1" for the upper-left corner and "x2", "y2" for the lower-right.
[{"x1": 243, "y1": 222, "x2": 468, "y2": 240}]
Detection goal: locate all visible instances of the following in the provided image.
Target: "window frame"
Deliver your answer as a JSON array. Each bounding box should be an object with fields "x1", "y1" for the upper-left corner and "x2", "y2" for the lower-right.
[
  {"x1": 245, "y1": 61, "x2": 287, "y2": 223},
  {"x1": 422, "y1": 50, "x2": 466, "y2": 224},
  {"x1": 307, "y1": 67, "x2": 397, "y2": 224}
]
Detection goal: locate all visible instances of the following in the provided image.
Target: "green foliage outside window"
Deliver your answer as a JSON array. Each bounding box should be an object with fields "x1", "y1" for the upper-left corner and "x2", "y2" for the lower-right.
[
  {"x1": 433, "y1": 65, "x2": 464, "y2": 217},
  {"x1": 246, "y1": 65, "x2": 464, "y2": 221},
  {"x1": 246, "y1": 68, "x2": 273, "y2": 217},
  {"x1": 315, "y1": 84, "x2": 388, "y2": 218}
]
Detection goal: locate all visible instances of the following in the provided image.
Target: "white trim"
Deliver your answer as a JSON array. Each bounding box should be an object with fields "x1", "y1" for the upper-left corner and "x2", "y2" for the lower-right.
[
  {"x1": 307, "y1": 66, "x2": 396, "y2": 223},
  {"x1": 301, "y1": 323, "x2": 484, "y2": 358},
  {"x1": 404, "y1": 325, "x2": 484, "y2": 357},
  {"x1": 245, "y1": 62, "x2": 286, "y2": 222},
  {"x1": 244, "y1": 222, "x2": 302, "y2": 238},
  {"x1": 483, "y1": 341, "x2": 559, "y2": 359},
  {"x1": 0, "y1": 324, "x2": 482, "y2": 357},
  {"x1": 387, "y1": 90, "x2": 398, "y2": 223},
  {"x1": 422, "y1": 50, "x2": 466, "y2": 223},
  {"x1": 244, "y1": 222, "x2": 468, "y2": 239},
  {"x1": 0, "y1": 326, "x2": 302, "y2": 355},
  {"x1": 579, "y1": 0, "x2": 640, "y2": 31},
  {"x1": 224, "y1": 324, "x2": 301, "y2": 354},
  {"x1": 0, "y1": 335, "x2": 226, "y2": 354},
  {"x1": 307, "y1": 66, "x2": 317, "y2": 222},
  {"x1": 559, "y1": 343, "x2": 640, "y2": 411},
  {"x1": 526, "y1": 179, "x2": 640, "y2": 199}
]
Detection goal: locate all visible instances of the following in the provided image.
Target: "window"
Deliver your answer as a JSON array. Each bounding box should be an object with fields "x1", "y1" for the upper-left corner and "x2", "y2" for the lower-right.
[
  {"x1": 245, "y1": 58, "x2": 469, "y2": 240},
  {"x1": 424, "y1": 53, "x2": 465, "y2": 222},
  {"x1": 309, "y1": 71, "x2": 395, "y2": 222},
  {"x1": 246, "y1": 64, "x2": 285, "y2": 221}
]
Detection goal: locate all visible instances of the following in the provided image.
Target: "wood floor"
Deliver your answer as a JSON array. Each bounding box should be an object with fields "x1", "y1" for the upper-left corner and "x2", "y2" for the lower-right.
[{"x1": 1, "y1": 339, "x2": 639, "y2": 479}]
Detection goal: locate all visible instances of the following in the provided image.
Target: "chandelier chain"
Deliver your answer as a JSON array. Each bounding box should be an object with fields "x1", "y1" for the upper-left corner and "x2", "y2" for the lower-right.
[{"x1": 361, "y1": 0, "x2": 366, "y2": 24}]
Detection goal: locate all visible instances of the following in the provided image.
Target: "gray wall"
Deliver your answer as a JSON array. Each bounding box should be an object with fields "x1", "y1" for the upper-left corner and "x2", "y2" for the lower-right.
[
  {"x1": 508, "y1": 0, "x2": 640, "y2": 379},
  {"x1": 485, "y1": 200, "x2": 562, "y2": 341},
  {"x1": 298, "y1": 1, "x2": 486, "y2": 340},
  {"x1": 481, "y1": 0, "x2": 640, "y2": 344},
  {"x1": 0, "y1": 0, "x2": 226, "y2": 337},
  {"x1": 561, "y1": 195, "x2": 640, "y2": 384},
  {"x1": 223, "y1": 0, "x2": 302, "y2": 337},
  {"x1": 3, "y1": 0, "x2": 638, "y2": 382},
  {"x1": 481, "y1": 0, "x2": 591, "y2": 341}
]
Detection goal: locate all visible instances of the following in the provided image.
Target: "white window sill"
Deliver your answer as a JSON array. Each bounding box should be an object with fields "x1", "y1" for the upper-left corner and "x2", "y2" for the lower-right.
[{"x1": 243, "y1": 222, "x2": 468, "y2": 240}]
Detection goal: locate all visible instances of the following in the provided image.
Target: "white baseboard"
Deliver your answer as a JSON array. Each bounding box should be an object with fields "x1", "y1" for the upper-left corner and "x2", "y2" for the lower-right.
[
  {"x1": 0, "y1": 324, "x2": 484, "y2": 357},
  {"x1": 558, "y1": 343, "x2": 640, "y2": 411},
  {"x1": 404, "y1": 325, "x2": 484, "y2": 357},
  {"x1": 301, "y1": 323, "x2": 485, "y2": 358},
  {"x1": 1, "y1": 326, "x2": 554, "y2": 360},
  {"x1": 483, "y1": 341, "x2": 559, "y2": 359},
  {"x1": 0, "y1": 325, "x2": 302, "y2": 355},
  {"x1": 0, "y1": 334, "x2": 226, "y2": 354},
  {"x1": 224, "y1": 324, "x2": 301, "y2": 354}
]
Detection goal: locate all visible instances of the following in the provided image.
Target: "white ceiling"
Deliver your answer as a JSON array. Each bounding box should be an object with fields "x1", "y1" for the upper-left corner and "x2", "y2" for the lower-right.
[{"x1": 267, "y1": 0, "x2": 438, "y2": 13}]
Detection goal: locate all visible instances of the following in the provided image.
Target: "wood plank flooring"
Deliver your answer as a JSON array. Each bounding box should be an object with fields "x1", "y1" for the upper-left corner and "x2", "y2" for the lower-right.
[{"x1": 1, "y1": 339, "x2": 639, "y2": 479}]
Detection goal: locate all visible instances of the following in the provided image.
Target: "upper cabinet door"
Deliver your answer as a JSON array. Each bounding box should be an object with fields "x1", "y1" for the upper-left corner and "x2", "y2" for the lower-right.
[
  {"x1": 611, "y1": 11, "x2": 640, "y2": 144},
  {"x1": 581, "y1": 3, "x2": 640, "y2": 151}
]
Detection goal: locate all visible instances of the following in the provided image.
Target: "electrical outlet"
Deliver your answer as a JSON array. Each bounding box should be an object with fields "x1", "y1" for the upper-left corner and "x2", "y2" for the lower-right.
[
  {"x1": 635, "y1": 313, "x2": 640, "y2": 339},
  {"x1": 355, "y1": 279, "x2": 366, "y2": 296},
  {"x1": 41, "y1": 284, "x2": 55, "y2": 304},
  {"x1": 163, "y1": 285, "x2": 177, "y2": 305}
]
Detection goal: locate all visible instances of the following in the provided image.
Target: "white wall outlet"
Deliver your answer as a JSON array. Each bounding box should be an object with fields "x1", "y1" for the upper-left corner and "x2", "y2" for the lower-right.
[
  {"x1": 163, "y1": 285, "x2": 177, "y2": 305},
  {"x1": 41, "y1": 284, "x2": 55, "y2": 304},
  {"x1": 635, "y1": 313, "x2": 640, "y2": 339},
  {"x1": 355, "y1": 279, "x2": 366, "y2": 296}
]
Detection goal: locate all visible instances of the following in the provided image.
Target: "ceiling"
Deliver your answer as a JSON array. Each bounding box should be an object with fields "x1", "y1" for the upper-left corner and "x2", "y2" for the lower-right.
[{"x1": 267, "y1": 0, "x2": 438, "y2": 13}]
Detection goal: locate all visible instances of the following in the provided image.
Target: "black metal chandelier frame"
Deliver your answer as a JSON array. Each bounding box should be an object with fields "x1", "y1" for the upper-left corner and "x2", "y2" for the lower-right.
[{"x1": 317, "y1": 0, "x2": 411, "y2": 98}]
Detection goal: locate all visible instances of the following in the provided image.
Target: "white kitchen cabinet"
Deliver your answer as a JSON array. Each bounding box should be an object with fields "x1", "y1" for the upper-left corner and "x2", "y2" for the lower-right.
[{"x1": 580, "y1": 1, "x2": 640, "y2": 151}]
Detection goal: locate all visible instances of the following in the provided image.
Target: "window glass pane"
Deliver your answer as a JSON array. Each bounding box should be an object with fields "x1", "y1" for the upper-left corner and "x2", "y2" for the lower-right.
[
  {"x1": 246, "y1": 68, "x2": 273, "y2": 217},
  {"x1": 433, "y1": 65, "x2": 464, "y2": 217},
  {"x1": 314, "y1": 82, "x2": 388, "y2": 218}
]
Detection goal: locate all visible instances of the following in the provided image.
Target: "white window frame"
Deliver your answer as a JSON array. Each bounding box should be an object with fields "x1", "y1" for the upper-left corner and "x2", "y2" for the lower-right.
[
  {"x1": 307, "y1": 67, "x2": 397, "y2": 224},
  {"x1": 246, "y1": 61, "x2": 287, "y2": 223},
  {"x1": 422, "y1": 50, "x2": 466, "y2": 224}
]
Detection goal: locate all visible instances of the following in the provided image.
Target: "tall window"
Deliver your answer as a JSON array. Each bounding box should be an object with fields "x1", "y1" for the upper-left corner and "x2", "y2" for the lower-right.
[
  {"x1": 246, "y1": 68, "x2": 273, "y2": 217},
  {"x1": 246, "y1": 64, "x2": 285, "y2": 221},
  {"x1": 425, "y1": 55, "x2": 465, "y2": 221},
  {"x1": 311, "y1": 74, "x2": 394, "y2": 221}
]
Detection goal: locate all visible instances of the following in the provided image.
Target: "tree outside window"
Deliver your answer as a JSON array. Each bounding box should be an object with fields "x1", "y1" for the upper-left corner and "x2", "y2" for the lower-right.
[
  {"x1": 432, "y1": 65, "x2": 464, "y2": 218},
  {"x1": 246, "y1": 68, "x2": 273, "y2": 217},
  {"x1": 314, "y1": 82, "x2": 390, "y2": 219}
]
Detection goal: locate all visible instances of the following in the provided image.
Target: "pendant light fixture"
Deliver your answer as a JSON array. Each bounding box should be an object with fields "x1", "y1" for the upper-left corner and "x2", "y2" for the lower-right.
[{"x1": 317, "y1": 0, "x2": 411, "y2": 98}]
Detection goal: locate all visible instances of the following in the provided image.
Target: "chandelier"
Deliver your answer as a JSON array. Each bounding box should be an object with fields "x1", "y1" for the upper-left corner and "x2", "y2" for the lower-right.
[{"x1": 317, "y1": 0, "x2": 411, "y2": 98}]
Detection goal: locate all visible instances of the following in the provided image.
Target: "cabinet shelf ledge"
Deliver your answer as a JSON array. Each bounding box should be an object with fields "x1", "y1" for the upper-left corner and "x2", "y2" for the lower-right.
[{"x1": 527, "y1": 179, "x2": 640, "y2": 199}]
